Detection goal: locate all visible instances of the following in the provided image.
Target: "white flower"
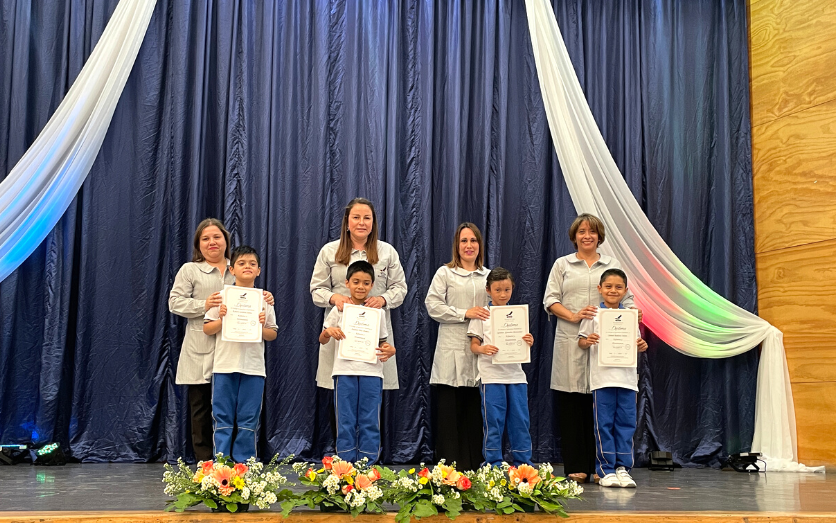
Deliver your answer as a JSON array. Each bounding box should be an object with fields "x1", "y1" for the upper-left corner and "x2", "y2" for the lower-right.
[
  {"x1": 364, "y1": 485, "x2": 383, "y2": 501},
  {"x1": 432, "y1": 494, "x2": 445, "y2": 505},
  {"x1": 241, "y1": 487, "x2": 250, "y2": 500},
  {"x1": 518, "y1": 482, "x2": 533, "y2": 495},
  {"x1": 489, "y1": 487, "x2": 503, "y2": 502}
]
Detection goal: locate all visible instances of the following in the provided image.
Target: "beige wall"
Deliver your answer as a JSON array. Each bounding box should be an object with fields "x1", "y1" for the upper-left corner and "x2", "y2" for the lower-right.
[{"x1": 749, "y1": 0, "x2": 836, "y2": 466}]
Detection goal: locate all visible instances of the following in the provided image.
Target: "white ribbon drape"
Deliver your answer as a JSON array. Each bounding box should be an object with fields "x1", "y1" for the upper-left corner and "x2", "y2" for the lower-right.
[
  {"x1": 0, "y1": 0, "x2": 157, "y2": 283},
  {"x1": 524, "y1": 0, "x2": 820, "y2": 471}
]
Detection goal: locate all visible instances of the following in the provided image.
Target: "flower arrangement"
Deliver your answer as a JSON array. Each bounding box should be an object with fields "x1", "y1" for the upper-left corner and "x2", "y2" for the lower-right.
[
  {"x1": 163, "y1": 454, "x2": 294, "y2": 512},
  {"x1": 387, "y1": 460, "x2": 473, "y2": 523},
  {"x1": 469, "y1": 462, "x2": 583, "y2": 517},
  {"x1": 282, "y1": 456, "x2": 390, "y2": 517}
]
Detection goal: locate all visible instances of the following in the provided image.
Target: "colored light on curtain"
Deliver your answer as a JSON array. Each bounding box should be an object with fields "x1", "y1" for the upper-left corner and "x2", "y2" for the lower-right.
[
  {"x1": 0, "y1": 0, "x2": 156, "y2": 283},
  {"x1": 524, "y1": 0, "x2": 820, "y2": 472}
]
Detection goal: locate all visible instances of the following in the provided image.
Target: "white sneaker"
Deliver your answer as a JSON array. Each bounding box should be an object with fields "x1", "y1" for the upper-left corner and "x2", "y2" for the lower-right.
[
  {"x1": 615, "y1": 467, "x2": 636, "y2": 488},
  {"x1": 598, "y1": 473, "x2": 620, "y2": 487}
]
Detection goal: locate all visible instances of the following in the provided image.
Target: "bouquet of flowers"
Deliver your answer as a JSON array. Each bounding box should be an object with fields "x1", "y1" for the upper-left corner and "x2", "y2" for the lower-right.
[
  {"x1": 283, "y1": 456, "x2": 389, "y2": 517},
  {"x1": 387, "y1": 460, "x2": 473, "y2": 523},
  {"x1": 163, "y1": 454, "x2": 294, "y2": 512},
  {"x1": 470, "y1": 463, "x2": 583, "y2": 517}
]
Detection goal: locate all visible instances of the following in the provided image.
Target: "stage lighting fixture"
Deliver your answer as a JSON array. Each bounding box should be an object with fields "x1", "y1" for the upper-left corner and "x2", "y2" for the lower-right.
[
  {"x1": 648, "y1": 450, "x2": 674, "y2": 471},
  {"x1": 0, "y1": 444, "x2": 29, "y2": 465},
  {"x1": 726, "y1": 452, "x2": 761, "y2": 473},
  {"x1": 31, "y1": 443, "x2": 67, "y2": 466}
]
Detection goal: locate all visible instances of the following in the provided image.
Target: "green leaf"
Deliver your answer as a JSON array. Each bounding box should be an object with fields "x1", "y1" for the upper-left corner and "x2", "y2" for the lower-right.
[
  {"x1": 413, "y1": 500, "x2": 437, "y2": 519},
  {"x1": 226, "y1": 503, "x2": 238, "y2": 513},
  {"x1": 203, "y1": 499, "x2": 218, "y2": 509}
]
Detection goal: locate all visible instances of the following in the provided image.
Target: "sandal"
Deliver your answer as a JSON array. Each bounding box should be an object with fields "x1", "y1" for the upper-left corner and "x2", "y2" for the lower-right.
[{"x1": 567, "y1": 472, "x2": 588, "y2": 483}]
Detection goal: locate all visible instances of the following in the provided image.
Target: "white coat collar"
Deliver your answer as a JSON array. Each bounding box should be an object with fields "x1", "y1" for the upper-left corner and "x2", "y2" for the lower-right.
[{"x1": 449, "y1": 265, "x2": 490, "y2": 277}]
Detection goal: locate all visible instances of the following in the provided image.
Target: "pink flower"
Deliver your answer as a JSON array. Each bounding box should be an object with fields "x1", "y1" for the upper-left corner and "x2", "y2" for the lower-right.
[
  {"x1": 331, "y1": 460, "x2": 355, "y2": 479},
  {"x1": 355, "y1": 475, "x2": 373, "y2": 490},
  {"x1": 417, "y1": 467, "x2": 430, "y2": 478},
  {"x1": 367, "y1": 468, "x2": 381, "y2": 481},
  {"x1": 212, "y1": 466, "x2": 236, "y2": 496},
  {"x1": 456, "y1": 476, "x2": 472, "y2": 491},
  {"x1": 233, "y1": 463, "x2": 248, "y2": 476},
  {"x1": 509, "y1": 464, "x2": 541, "y2": 488},
  {"x1": 440, "y1": 465, "x2": 461, "y2": 486},
  {"x1": 342, "y1": 484, "x2": 354, "y2": 495},
  {"x1": 201, "y1": 461, "x2": 214, "y2": 475}
]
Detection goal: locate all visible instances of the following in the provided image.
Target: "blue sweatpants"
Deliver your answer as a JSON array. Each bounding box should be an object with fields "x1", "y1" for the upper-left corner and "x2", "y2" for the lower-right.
[
  {"x1": 592, "y1": 387, "x2": 637, "y2": 477},
  {"x1": 212, "y1": 372, "x2": 265, "y2": 463},
  {"x1": 334, "y1": 375, "x2": 383, "y2": 464},
  {"x1": 480, "y1": 383, "x2": 532, "y2": 466}
]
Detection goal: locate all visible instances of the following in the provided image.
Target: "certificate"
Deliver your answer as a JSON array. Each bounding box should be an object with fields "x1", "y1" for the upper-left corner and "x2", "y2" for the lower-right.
[
  {"x1": 597, "y1": 308, "x2": 638, "y2": 367},
  {"x1": 490, "y1": 304, "x2": 530, "y2": 364},
  {"x1": 221, "y1": 285, "x2": 263, "y2": 343},
  {"x1": 337, "y1": 304, "x2": 381, "y2": 363}
]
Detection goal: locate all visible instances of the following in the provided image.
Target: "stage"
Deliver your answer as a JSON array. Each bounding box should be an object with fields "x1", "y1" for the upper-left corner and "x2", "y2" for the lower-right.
[{"x1": 0, "y1": 464, "x2": 833, "y2": 522}]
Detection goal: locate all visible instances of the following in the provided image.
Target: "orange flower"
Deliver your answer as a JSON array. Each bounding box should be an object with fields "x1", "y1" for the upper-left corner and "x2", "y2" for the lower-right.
[
  {"x1": 355, "y1": 474, "x2": 373, "y2": 490},
  {"x1": 367, "y1": 468, "x2": 381, "y2": 481},
  {"x1": 440, "y1": 465, "x2": 461, "y2": 486},
  {"x1": 322, "y1": 456, "x2": 334, "y2": 470},
  {"x1": 456, "y1": 476, "x2": 472, "y2": 491},
  {"x1": 212, "y1": 466, "x2": 236, "y2": 496},
  {"x1": 331, "y1": 460, "x2": 355, "y2": 479},
  {"x1": 201, "y1": 461, "x2": 214, "y2": 475},
  {"x1": 508, "y1": 464, "x2": 541, "y2": 488},
  {"x1": 417, "y1": 467, "x2": 430, "y2": 478},
  {"x1": 233, "y1": 463, "x2": 248, "y2": 476}
]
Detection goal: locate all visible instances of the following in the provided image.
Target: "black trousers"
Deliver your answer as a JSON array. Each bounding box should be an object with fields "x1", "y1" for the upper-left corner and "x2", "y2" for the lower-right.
[
  {"x1": 555, "y1": 390, "x2": 595, "y2": 478},
  {"x1": 433, "y1": 385, "x2": 483, "y2": 471},
  {"x1": 188, "y1": 384, "x2": 214, "y2": 462}
]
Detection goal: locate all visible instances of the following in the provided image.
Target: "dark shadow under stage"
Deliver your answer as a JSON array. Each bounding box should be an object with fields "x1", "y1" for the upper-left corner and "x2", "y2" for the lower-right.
[{"x1": 0, "y1": 464, "x2": 834, "y2": 522}]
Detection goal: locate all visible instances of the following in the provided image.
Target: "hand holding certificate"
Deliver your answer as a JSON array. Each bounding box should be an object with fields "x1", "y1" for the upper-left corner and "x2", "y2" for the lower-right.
[
  {"x1": 490, "y1": 304, "x2": 531, "y2": 364},
  {"x1": 597, "y1": 308, "x2": 639, "y2": 367},
  {"x1": 337, "y1": 304, "x2": 381, "y2": 363},
  {"x1": 221, "y1": 285, "x2": 264, "y2": 343}
]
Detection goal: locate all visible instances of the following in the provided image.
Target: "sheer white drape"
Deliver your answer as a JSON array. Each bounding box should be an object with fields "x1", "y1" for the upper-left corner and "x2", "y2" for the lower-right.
[
  {"x1": 0, "y1": 0, "x2": 156, "y2": 282},
  {"x1": 524, "y1": 0, "x2": 820, "y2": 471}
]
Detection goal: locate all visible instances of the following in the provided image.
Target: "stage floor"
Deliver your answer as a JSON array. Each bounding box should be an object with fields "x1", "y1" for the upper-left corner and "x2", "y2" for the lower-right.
[{"x1": 0, "y1": 463, "x2": 833, "y2": 516}]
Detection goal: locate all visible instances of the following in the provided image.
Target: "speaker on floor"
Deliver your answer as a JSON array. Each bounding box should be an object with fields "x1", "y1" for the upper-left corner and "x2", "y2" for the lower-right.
[{"x1": 648, "y1": 450, "x2": 675, "y2": 471}]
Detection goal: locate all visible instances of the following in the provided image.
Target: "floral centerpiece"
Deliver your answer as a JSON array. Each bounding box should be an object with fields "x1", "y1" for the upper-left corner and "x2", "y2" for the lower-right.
[
  {"x1": 469, "y1": 463, "x2": 583, "y2": 517},
  {"x1": 163, "y1": 454, "x2": 294, "y2": 512},
  {"x1": 282, "y1": 456, "x2": 389, "y2": 517},
  {"x1": 387, "y1": 460, "x2": 473, "y2": 523}
]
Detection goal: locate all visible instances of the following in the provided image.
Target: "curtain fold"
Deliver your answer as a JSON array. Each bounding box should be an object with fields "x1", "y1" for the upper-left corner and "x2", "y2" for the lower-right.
[{"x1": 524, "y1": 0, "x2": 819, "y2": 471}]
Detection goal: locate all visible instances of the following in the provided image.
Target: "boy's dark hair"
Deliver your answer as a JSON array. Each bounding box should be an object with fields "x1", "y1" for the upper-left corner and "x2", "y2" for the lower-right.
[
  {"x1": 599, "y1": 268, "x2": 627, "y2": 286},
  {"x1": 230, "y1": 245, "x2": 261, "y2": 267},
  {"x1": 486, "y1": 267, "x2": 514, "y2": 287},
  {"x1": 346, "y1": 260, "x2": 375, "y2": 283}
]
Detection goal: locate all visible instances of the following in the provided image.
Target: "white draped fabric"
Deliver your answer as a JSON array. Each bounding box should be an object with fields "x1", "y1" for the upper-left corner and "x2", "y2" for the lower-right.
[
  {"x1": 524, "y1": 0, "x2": 821, "y2": 471},
  {"x1": 0, "y1": 0, "x2": 157, "y2": 283}
]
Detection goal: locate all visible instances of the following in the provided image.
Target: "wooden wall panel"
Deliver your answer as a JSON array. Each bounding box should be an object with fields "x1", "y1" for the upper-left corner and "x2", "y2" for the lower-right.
[
  {"x1": 750, "y1": 0, "x2": 836, "y2": 465},
  {"x1": 757, "y1": 239, "x2": 836, "y2": 383},
  {"x1": 749, "y1": 0, "x2": 836, "y2": 127},
  {"x1": 751, "y1": 98, "x2": 836, "y2": 253},
  {"x1": 792, "y1": 382, "x2": 836, "y2": 466}
]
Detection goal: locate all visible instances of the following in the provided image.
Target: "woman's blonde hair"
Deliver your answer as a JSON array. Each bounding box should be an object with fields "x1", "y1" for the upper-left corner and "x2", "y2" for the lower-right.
[{"x1": 335, "y1": 198, "x2": 379, "y2": 266}]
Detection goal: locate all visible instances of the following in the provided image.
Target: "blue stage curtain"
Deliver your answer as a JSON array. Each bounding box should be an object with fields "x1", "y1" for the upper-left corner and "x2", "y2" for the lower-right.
[{"x1": 0, "y1": 0, "x2": 756, "y2": 467}]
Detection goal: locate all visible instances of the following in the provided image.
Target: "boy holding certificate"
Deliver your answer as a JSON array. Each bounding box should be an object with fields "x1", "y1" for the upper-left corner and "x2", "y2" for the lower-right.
[
  {"x1": 203, "y1": 246, "x2": 278, "y2": 462},
  {"x1": 467, "y1": 267, "x2": 534, "y2": 466},
  {"x1": 577, "y1": 269, "x2": 648, "y2": 488},
  {"x1": 319, "y1": 260, "x2": 395, "y2": 464}
]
